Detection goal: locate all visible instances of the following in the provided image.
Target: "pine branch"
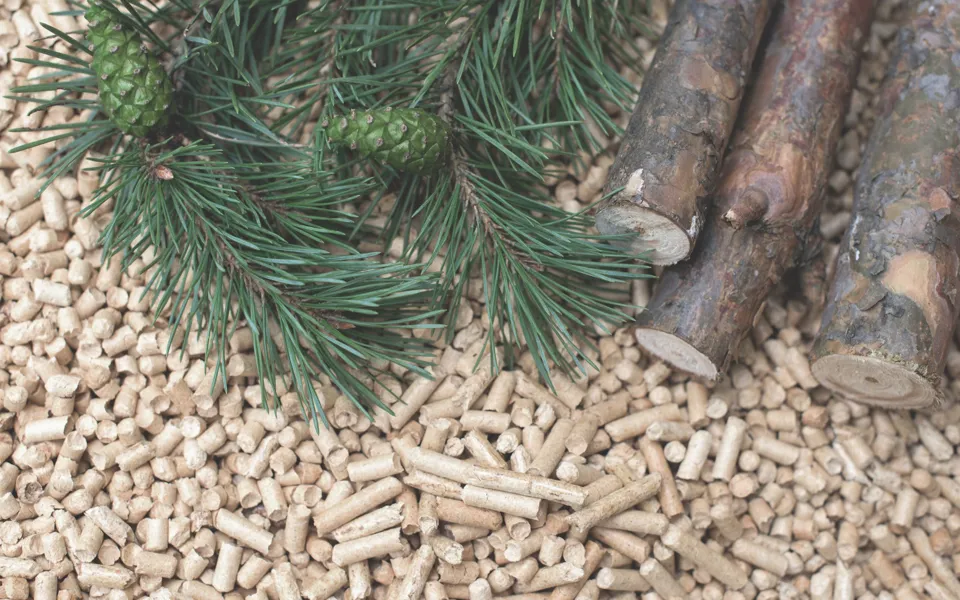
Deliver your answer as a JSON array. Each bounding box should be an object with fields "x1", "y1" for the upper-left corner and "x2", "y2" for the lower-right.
[
  {"x1": 317, "y1": 0, "x2": 655, "y2": 382},
  {"x1": 10, "y1": 0, "x2": 440, "y2": 424},
  {"x1": 8, "y1": 0, "x2": 657, "y2": 422},
  {"x1": 88, "y1": 142, "x2": 437, "y2": 425}
]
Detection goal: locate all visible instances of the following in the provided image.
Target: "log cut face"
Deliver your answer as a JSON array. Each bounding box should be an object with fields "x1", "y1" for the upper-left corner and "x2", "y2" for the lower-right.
[
  {"x1": 812, "y1": 0, "x2": 960, "y2": 409},
  {"x1": 635, "y1": 0, "x2": 874, "y2": 379},
  {"x1": 595, "y1": 0, "x2": 772, "y2": 265}
]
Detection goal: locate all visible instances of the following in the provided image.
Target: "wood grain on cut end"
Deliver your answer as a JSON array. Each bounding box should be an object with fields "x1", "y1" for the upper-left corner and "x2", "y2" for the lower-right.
[
  {"x1": 811, "y1": 355, "x2": 940, "y2": 409},
  {"x1": 595, "y1": 204, "x2": 692, "y2": 266},
  {"x1": 634, "y1": 328, "x2": 719, "y2": 380}
]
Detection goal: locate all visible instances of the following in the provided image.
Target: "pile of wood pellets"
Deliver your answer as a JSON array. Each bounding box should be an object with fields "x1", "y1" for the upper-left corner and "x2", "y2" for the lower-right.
[{"x1": 2, "y1": 0, "x2": 960, "y2": 599}]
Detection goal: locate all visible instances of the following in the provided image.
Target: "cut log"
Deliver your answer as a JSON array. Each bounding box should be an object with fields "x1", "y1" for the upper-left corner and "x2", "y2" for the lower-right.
[
  {"x1": 634, "y1": 0, "x2": 875, "y2": 379},
  {"x1": 596, "y1": 0, "x2": 773, "y2": 265},
  {"x1": 812, "y1": 0, "x2": 960, "y2": 409}
]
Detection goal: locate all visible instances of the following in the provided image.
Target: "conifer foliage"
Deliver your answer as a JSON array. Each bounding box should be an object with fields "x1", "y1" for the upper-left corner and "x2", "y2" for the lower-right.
[{"x1": 12, "y1": 0, "x2": 654, "y2": 425}]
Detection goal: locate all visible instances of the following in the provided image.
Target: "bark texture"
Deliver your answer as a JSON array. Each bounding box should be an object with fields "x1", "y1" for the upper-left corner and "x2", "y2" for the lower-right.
[
  {"x1": 635, "y1": 0, "x2": 875, "y2": 379},
  {"x1": 595, "y1": 0, "x2": 772, "y2": 265},
  {"x1": 812, "y1": 0, "x2": 960, "y2": 409}
]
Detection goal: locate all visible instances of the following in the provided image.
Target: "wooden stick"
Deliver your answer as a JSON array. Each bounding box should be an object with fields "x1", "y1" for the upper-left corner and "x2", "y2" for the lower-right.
[
  {"x1": 812, "y1": 0, "x2": 960, "y2": 408},
  {"x1": 635, "y1": 0, "x2": 875, "y2": 377},
  {"x1": 596, "y1": 0, "x2": 773, "y2": 264}
]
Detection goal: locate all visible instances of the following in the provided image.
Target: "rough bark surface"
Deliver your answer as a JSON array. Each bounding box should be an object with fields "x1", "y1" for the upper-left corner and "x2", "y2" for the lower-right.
[
  {"x1": 635, "y1": 0, "x2": 875, "y2": 379},
  {"x1": 595, "y1": 0, "x2": 772, "y2": 265},
  {"x1": 812, "y1": 0, "x2": 960, "y2": 409}
]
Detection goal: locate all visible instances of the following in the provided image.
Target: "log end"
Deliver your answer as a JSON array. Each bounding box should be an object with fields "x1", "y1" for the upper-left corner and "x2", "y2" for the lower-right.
[
  {"x1": 635, "y1": 328, "x2": 719, "y2": 381},
  {"x1": 811, "y1": 354, "x2": 940, "y2": 409},
  {"x1": 595, "y1": 205, "x2": 691, "y2": 266}
]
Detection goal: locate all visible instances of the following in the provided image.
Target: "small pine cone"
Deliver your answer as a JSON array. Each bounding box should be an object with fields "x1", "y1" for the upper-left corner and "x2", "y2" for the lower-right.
[
  {"x1": 324, "y1": 107, "x2": 451, "y2": 174},
  {"x1": 86, "y1": 3, "x2": 173, "y2": 137}
]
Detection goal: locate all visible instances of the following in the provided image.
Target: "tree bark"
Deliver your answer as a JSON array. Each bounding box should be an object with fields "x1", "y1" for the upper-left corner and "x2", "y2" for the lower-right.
[
  {"x1": 634, "y1": 0, "x2": 875, "y2": 380},
  {"x1": 812, "y1": 0, "x2": 960, "y2": 409},
  {"x1": 595, "y1": 0, "x2": 773, "y2": 265}
]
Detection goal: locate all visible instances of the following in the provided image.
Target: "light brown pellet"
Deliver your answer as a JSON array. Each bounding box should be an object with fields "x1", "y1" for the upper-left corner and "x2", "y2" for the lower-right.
[
  {"x1": 437, "y1": 496, "x2": 504, "y2": 530},
  {"x1": 731, "y1": 538, "x2": 788, "y2": 576},
  {"x1": 332, "y1": 502, "x2": 405, "y2": 543},
  {"x1": 567, "y1": 474, "x2": 661, "y2": 531},
  {"x1": 528, "y1": 418, "x2": 574, "y2": 477},
  {"x1": 348, "y1": 453, "x2": 405, "y2": 482},
  {"x1": 236, "y1": 555, "x2": 273, "y2": 589},
  {"x1": 332, "y1": 527, "x2": 405, "y2": 566},
  {"x1": 639, "y1": 437, "x2": 683, "y2": 517},
  {"x1": 75, "y1": 563, "x2": 135, "y2": 589},
  {"x1": 596, "y1": 568, "x2": 650, "y2": 592},
  {"x1": 212, "y1": 542, "x2": 243, "y2": 592},
  {"x1": 214, "y1": 509, "x2": 274, "y2": 554},
  {"x1": 661, "y1": 524, "x2": 747, "y2": 589},
  {"x1": 604, "y1": 404, "x2": 682, "y2": 442},
  {"x1": 396, "y1": 544, "x2": 436, "y2": 600},
  {"x1": 315, "y1": 477, "x2": 405, "y2": 534},
  {"x1": 712, "y1": 417, "x2": 748, "y2": 481}
]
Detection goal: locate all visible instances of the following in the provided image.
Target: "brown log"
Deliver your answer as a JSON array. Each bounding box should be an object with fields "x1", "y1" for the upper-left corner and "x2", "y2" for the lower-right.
[
  {"x1": 812, "y1": 0, "x2": 960, "y2": 409},
  {"x1": 596, "y1": 0, "x2": 773, "y2": 265},
  {"x1": 634, "y1": 0, "x2": 875, "y2": 379}
]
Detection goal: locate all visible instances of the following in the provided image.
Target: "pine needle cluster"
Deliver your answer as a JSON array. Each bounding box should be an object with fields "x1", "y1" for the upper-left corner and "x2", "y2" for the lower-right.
[{"x1": 11, "y1": 0, "x2": 654, "y2": 425}]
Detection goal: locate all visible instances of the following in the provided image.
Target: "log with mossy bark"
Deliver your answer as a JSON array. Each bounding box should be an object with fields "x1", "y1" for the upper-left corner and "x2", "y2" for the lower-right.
[
  {"x1": 812, "y1": 0, "x2": 960, "y2": 409},
  {"x1": 595, "y1": 0, "x2": 773, "y2": 265},
  {"x1": 634, "y1": 0, "x2": 875, "y2": 380}
]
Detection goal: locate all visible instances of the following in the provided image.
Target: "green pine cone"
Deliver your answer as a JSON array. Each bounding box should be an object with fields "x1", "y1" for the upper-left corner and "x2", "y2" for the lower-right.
[
  {"x1": 86, "y1": 4, "x2": 173, "y2": 137},
  {"x1": 324, "y1": 108, "x2": 450, "y2": 174}
]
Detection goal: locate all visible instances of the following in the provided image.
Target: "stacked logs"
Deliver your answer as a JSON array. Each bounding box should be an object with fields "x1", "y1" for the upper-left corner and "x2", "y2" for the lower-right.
[{"x1": 611, "y1": 0, "x2": 960, "y2": 409}]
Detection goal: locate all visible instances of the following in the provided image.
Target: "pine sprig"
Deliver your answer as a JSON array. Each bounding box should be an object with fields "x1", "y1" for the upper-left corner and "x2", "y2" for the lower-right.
[
  {"x1": 86, "y1": 141, "x2": 437, "y2": 425},
  {"x1": 288, "y1": 0, "x2": 656, "y2": 382},
  {"x1": 9, "y1": 0, "x2": 656, "y2": 423}
]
